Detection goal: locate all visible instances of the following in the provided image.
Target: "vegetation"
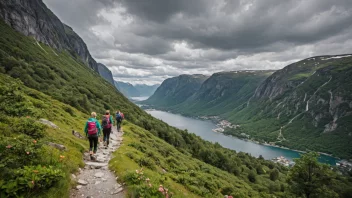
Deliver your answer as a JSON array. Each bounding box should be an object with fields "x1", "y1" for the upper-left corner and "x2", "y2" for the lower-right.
[
  {"x1": 0, "y1": 74, "x2": 89, "y2": 197},
  {"x1": 1, "y1": 17, "x2": 352, "y2": 198}
]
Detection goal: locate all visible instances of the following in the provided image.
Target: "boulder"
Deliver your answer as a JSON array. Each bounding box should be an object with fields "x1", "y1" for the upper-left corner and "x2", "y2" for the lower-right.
[
  {"x1": 38, "y1": 119, "x2": 59, "y2": 129},
  {"x1": 48, "y1": 142, "x2": 66, "y2": 151}
]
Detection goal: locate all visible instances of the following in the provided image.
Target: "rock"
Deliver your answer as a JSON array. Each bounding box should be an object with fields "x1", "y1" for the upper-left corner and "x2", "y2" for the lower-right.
[
  {"x1": 95, "y1": 181, "x2": 101, "y2": 185},
  {"x1": 94, "y1": 172, "x2": 104, "y2": 178},
  {"x1": 77, "y1": 179, "x2": 88, "y2": 186},
  {"x1": 72, "y1": 130, "x2": 83, "y2": 138},
  {"x1": 38, "y1": 119, "x2": 59, "y2": 128},
  {"x1": 102, "y1": 178, "x2": 107, "y2": 182},
  {"x1": 76, "y1": 185, "x2": 82, "y2": 190},
  {"x1": 48, "y1": 142, "x2": 66, "y2": 151},
  {"x1": 111, "y1": 187, "x2": 123, "y2": 195},
  {"x1": 85, "y1": 161, "x2": 108, "y2": 169},
  {"x1": 71, "y1": 174, "x2": 77, "y2": 180}
]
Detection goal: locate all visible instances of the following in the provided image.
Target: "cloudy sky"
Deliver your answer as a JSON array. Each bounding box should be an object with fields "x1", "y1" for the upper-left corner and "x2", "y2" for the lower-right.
[{"x1": 43, "y1": 0, "x2": 352, "y2": 85}]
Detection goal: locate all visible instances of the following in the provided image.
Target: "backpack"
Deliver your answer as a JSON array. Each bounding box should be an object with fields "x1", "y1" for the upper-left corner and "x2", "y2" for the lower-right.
[
  {"x1": 87, "y1": 121, "x2": 97, "y2": 135},
  {"x1": 102, "y1": 115, "x2": 111, "y2": 129},
  {"x1": 116, "y1": 113, "x2": 123, "y2": 122}
]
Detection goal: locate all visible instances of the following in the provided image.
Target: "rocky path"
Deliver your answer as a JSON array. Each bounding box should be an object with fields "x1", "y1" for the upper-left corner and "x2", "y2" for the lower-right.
[{"x1": 70, "y1": 127, "x2": 125, "y2": 198}]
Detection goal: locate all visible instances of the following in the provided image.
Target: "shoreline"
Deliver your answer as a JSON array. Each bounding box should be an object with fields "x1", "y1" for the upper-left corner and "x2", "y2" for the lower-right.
[{"x1": 142, "y1": 106, "x2": 341, "y2": 162}]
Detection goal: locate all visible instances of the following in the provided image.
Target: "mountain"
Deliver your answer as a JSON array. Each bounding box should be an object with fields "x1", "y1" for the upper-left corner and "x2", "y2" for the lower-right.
[
  {"x1": 114, "y1": 81, "x2": 140, "y2": 98},
  {"x1": 0, "y1": 17, "x2": 298, "y2": 197},
  {"x1": 144, "y1": 74, "x2": 208, "y2": 106},
  {"x1": 149, "y1": 56, "x2": 352, "y2": 158},
  {"x1": 172, "y1": 70, "x2": 274, "y2": 116},
  {"x1": 1, "y1": 0, "x2": 351, "y2": 197},
  {"x1": 134, "y1": 84, "x2": 159, "y2": 97},
  {"x1": 0, "y1": 0, "x2": 115, "y2": 85},
  {"x1": 97, "y1": 63, "x2": 114, "y2": 85},
  {"x1": 225, "y1": 55, "x2": 352, "y2": 159}
]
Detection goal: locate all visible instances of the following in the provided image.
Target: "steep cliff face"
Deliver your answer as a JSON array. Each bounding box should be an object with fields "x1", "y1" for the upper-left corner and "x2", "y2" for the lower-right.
[
  {"x1": 144, "y1": 74, "x2": 208, "y2": 106},
  {"x1": 97, "y1": 63, "x2": 114, "y2": 85},
  {"x1": 174, "y1": 70, "x2": 274, "y2": 115},
  {"x1": 0, "y1": 0, "x2": 99, "y2": 72}
]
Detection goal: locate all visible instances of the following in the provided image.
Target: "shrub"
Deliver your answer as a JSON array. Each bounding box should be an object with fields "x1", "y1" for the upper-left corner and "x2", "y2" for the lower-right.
[
  {"x1": 0, "y1": 165, "x2": 64, "y2": 197},
  {"x1": 248, "y1": 172, "x2": 256, "y2": 183}
]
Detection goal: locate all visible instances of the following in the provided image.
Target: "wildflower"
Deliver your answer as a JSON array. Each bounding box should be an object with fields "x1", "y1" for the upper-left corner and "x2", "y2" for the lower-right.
[
  {"x1": 146, "y1": 178, "x2": 150, "y2": 182},
  {"x1": 158, "y1": 185, "x2": 164, "y2": 192},
  {"x1": 33, "y1": 170, "x2": 39, "y2": 173},
  {"x1": 26, "y1": 151, "x2": 30, "y2": 155},
  {"x1": 33, "y1": 140, "x2": 37, "y2": 144},
  {"x1": 6, "y1": 145, "x2": 12, "y2": 149},
  {"x1": 148, "y1": 183, "x2": 152, "y2": 187},
  {"x1": 60, "y1": 155, "x2": 65, "y2": 159},
  {"x1": 31, "y1": 180, "x2": 34, "y2": 185},
  {"x1": 136, "y1": 169, "x2": 139, "y2": 174},
  {"x1": 26, "y1": 116, "x2": 30, "y2": 118}
]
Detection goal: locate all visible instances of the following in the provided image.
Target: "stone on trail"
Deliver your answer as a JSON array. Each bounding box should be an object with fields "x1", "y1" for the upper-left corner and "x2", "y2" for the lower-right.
[
  {"x1": 78, "y1": 179, "x2": 88, "y2": 185},
  {"x1": 95, "y1": 181, "x2": 101, "y2": 185},
  {"x1": 76, "y1": 185, "x2": 82, "y2": 190},
  {"x1": 111, "y1": 187, "x2": 124, "y2": 195},
  {"x1": 85, "y1": 162, "x2": 108, "y2": 169},
  {"x1": 94, "y1": 172, "x2": 104, "y2": 178}
]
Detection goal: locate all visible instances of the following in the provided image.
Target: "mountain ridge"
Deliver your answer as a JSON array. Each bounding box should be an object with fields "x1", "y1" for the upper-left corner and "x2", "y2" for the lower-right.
[{"x1": 0, "y1": 0, "x2": 115, "y2": 85}]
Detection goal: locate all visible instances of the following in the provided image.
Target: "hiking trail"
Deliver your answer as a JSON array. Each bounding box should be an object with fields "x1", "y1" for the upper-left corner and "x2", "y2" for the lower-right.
[{"x1": 70, "y1": 126, "x2": 125, "y2": 198}]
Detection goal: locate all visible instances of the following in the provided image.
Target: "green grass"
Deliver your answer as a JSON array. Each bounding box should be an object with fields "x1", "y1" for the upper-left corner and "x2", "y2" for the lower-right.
[{"x1": 110, "y1": 122, "x2": 290, "y2": 198}]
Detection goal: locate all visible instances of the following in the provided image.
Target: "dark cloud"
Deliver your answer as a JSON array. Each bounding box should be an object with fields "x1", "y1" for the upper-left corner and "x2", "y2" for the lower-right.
[{"x1": 43, "y1": 0, "x2": 352, "y2": 84}]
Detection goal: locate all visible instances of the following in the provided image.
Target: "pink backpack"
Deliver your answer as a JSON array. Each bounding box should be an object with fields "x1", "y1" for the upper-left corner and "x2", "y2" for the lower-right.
[{"x1": 87, "y1": 121, "x2": 97, "y2": 135}]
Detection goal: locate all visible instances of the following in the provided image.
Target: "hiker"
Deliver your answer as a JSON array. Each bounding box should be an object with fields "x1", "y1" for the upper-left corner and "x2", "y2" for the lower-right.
[
  {"x1": 102, "y1": 110, "x2": 113, "y2": 148},
  {"x1": 84, "y1": 112, "x2": 101, "y2": 159},
  {"x1": 115, "y1": 110, "x2": 124, "y2": 132}
]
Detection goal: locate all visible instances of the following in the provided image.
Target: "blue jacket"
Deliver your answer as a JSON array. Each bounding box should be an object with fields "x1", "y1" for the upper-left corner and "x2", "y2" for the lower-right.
[{"x1": 84, "y1": 118, "x2": 101, "y2": 136}]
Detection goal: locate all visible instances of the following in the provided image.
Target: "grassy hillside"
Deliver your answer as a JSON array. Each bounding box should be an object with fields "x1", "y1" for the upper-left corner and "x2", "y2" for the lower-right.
[{"x1": 0, "y1": 73, "x2": 89, "y2": 197}]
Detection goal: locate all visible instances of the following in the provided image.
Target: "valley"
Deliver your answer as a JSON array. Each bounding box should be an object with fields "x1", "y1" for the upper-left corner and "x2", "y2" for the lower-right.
[
  {"x1": 144, "y1": 56, "x2": 352, "y2": 160},
  {"x1": 1, "y1": 0, "x2": 352, "y2": 197}
]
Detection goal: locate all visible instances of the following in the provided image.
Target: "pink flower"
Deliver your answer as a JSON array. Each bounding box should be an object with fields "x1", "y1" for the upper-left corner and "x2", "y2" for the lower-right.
[
  {"x1": 6, "y1": 145, "x2": 12, "y2": 149},
  {"x1": 26, "y1": 151, "x2": 30, "y2": 155},
  {"x1": 148, "y1": 183, "x2": 152, "y2": 187},
  {"x1": 158, "y1": 186, "x2": 164, "y2": 192},
  {"x1": 33, "y1": 140, "x2": 37, "y2": 144}
]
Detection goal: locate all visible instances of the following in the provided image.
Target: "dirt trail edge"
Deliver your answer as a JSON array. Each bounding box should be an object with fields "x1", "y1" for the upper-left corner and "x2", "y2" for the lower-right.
[{"x1": 70, "y1": 126, "x2": 125, "y2": 198}]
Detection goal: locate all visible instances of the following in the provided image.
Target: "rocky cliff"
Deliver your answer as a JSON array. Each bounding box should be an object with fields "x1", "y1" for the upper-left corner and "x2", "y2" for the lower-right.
[
  {"x1": 97, "y1": 63, "x2": 114, "y2": 85},
  {"x1": 0, "y1": 0, "x2": 114, "y2": 82},
  {"x1": 144, "y1": 74, "x2": 208, "y2": 106}
]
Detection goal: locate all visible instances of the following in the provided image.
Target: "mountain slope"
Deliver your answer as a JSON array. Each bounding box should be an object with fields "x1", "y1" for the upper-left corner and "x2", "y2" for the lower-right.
[
  {"x1": 97, "y1": 63, "x2": 114, "y2": 85},
  {"x1": 226, "y1": 55, "x2": 352, "y2": 159},
  {"x1": 0, "y1": 0, "x2": 115, "y2": 85},
  {"x1": 144, "y1": 74, "x2": 208, "y2": 106},
  {"x1": 134, "y1": 84, "x2": 159, "y2": 97},
  {"x1": 114, "y1": 81, "x2": 140, "y2": 98},
  {"x1": 173, "y1": 70, "x2": 274, "y2": 116}
]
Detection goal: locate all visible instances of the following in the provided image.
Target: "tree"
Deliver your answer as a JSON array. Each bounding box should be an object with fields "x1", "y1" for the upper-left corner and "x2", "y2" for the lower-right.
[
  {"x1": 270, "y1": 168, "x2": 279, "y2": 181},
  {"x1": 287, "y1": 152, "x2": 338, "y2": 198}
]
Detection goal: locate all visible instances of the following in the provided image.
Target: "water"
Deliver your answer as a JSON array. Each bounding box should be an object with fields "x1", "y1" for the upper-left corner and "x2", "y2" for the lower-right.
[
  {"x1": 131, "y1": 96, "x2": 149, "y2": 101},
  {"x1": 146, "y1": 109, "x2": 338, "y2": 165}
]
